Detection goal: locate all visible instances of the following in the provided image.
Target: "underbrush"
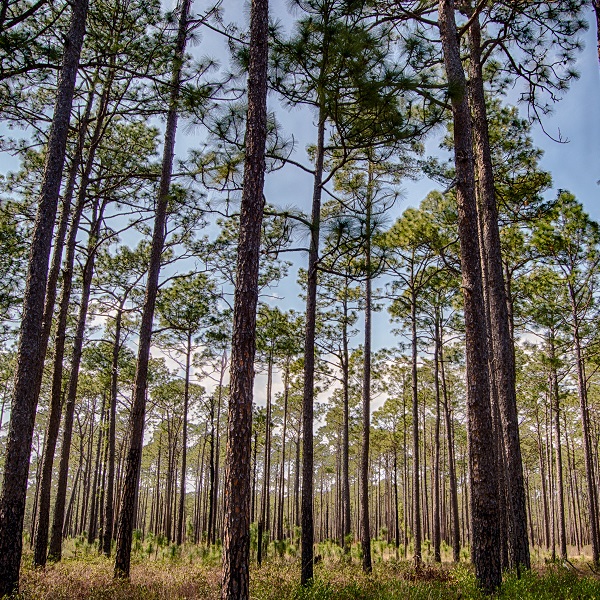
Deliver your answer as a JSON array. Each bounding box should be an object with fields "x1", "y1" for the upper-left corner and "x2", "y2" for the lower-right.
[{"x1": 12, "y1": 543, "x2": 600, "y2": 599}]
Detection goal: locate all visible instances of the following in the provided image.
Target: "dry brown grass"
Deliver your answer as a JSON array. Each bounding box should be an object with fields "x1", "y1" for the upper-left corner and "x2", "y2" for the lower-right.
[{"x1": 19, "y1": 559, "x2": 221, "y2": 600}]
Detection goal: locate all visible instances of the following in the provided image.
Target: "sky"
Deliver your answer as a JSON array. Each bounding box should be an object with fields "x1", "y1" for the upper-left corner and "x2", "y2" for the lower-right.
[{"x1": 1, "y1": 1, "x2": 599, "y2": 410}]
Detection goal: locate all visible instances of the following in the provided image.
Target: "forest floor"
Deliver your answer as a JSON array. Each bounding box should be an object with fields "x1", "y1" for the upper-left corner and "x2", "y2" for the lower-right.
[{"x1": 14, "y1": 541, "x2": 600, "y2": 599}]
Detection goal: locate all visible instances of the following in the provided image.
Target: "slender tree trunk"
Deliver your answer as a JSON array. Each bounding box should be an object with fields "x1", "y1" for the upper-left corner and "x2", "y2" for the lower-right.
[
  {"x1": 342, "y1": 289, "x2": 351, "y2": 552},
  {"x1": 258, "y1": 347, "x2": 274, "y2": 565},
  {"x1": 220, "y1": 0, "x2": 268, "y2": 596},
  {"x1": 410, "y1": 285, "x2": 421, "y2": 566},
  {"x1": 48, "y1": 200, "x2": 105, "y2": 562},
  {"x1": 0, "y1": 1, "x2": 89, "y2": 593},
  {"x1": 549, "y1": 335, "x2": 567, "y2": 560},
  {"x1": 102, "y1": 305, "x2": 123, "y2": 555},
  {"x1": 433, "y1": 316, "x2": 442, "y2": 562},
  {"x1": 277, "y1": 363, "x2": 290, "y2": 544},
  {"x1": 301, "y1": 109, "x2": 326, "y2": 585},
  {"x1": 33, "y1": 164, "x2": 89, "y2": 567},
  {"x1": 467, "y1": 10, "x2": 530, "y2": 571},
  {"x1": 88, "y1": 394, "x2": 107, "y2": 543},
  {"x1": 176, "y1": 335, "x2": 192, "y2": 545},
  {"x1": 211, "y1": 350, "x2": 226, "y2": 544},
  {"x1": 570, "y1": 293, "x2": 599, "y2": 564},
  {"x1": 438, "y1": 0, "x2": 501, "y2": 590},
  {"x1": 360, "y1": 183, "x2": 373, "y2": 573},
  {"x1": 40, "y1": 70, "x2": 113, "y2": 562},
  {"x1": 113, "y1": 0, "x2": 191, "y2": 578}
]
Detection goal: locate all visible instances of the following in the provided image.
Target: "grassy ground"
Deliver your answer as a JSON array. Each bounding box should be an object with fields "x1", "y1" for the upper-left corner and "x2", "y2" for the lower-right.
[{"x1": 12, "y1": 540, "x2": 600, "y2": 599}]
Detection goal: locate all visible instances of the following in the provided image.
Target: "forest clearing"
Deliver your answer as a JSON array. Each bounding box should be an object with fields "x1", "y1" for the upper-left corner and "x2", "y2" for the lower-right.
[{"x1": 1, "y1": 0, "x2": 600, "y2": 598}]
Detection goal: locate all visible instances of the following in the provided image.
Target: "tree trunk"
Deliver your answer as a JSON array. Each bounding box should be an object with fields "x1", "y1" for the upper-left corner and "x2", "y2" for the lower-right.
[
  {"x1": 210, "y1": 350, "x2": 227, "y2": 544},
  {"x1": 48, "y1": 200, "x2": 105, "y2": 562},
  {"x1": 102, "y1": 305, "x2": 123, "y2": 555},
  {"x1": 438, "y1": 0, "x2": 501, "y2": 590},
  {"x1": 410, "y1": 284, "x2": 421, "y2": 566},
  {"x1": 467, "y1": 10, "x2": 530, "y2": 571},
  {"x1": 0, "y1": 0, "x2": 89, "y2": 593},
  {"x1": 113, "y1": 0, "x2": 191, "y2": 578},
  {"x1": 220, "y1": 0, "x2": 268, "y2": 596},
  {"x1": 360, "y1": 179, "x2": 373, "y2": 573},
  {"x1": 258, "y1": 347, "x2": 274, "y2": 565},
  {"x1": 301, "y1": 109, "x2": 326, "y2": 585},
  {"x1": 176, "y1": 334, "x2": 192, "y2": 545},
  {"x1": 341, "y1": 287, "x2": 351, "y2": 552},
  {"x1": 433, "y1": 316, "x2": 442, "y2": 563},
  {"x1": 277, "y1": 363, "x2": 290, "y2": 544},
  {"x1": 33, "y1": 166, "x2": 88, "y2": 567},
  {"x1": 570, "y1": 290, "x2": 599, "y2": 564},
  {"x1": 549, "y1": 335, "x2": 567, "y2": 560},
  {"x1": 88, "y1": 394, "x2": 107, "y2": 543},
  {"x1": 37, "y1": 73, "x2": 112, "y2": 564}
]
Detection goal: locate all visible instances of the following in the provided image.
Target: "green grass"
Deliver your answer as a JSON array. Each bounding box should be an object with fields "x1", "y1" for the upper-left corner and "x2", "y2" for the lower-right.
[{"x1": 11, "y1": 542, "x2": 600, "y2": 599}]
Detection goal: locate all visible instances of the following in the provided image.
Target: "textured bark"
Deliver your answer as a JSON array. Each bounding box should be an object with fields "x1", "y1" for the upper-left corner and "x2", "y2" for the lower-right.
[
  {"x1": 113, "y1": 0, "x2": 191, "y2": 578},
  {"x1": 210, "y1": 352, "x2": 226, "y2": 544},
  {"x1": 32, "y1": 94, "x2": 95, "y2": 568},
  {"x1": 257, "y1": 349, "x2": 273, "y2": 565},
  {"x1": 410, "y1": 288, "x2": 421, "y2": 566},
  {"x1": 277, "y1": 363, "x2": 289, "y2": 544},
  {"x1": 301, "y1": 111, "x2": 325, "y2": 586},
  {"x1": 220, "y1": 0, "x2": 268, "y2": 596},
  {"x1": 341, "y1": 289, "x2": 351, "y2": 551},
  {"x1": 48, "y1": 199, "x2": 105, "y2": 562},
  {"x1": 102, "y1": 306, "x2": 123, "y2": 555},
  {"x1": 438, "y1": 0, "x2": 501, "y2": 591},
  {"x1": 88, "y1": 394, "x2": 107, "y2": 543},
  {"x1": 570, "y1": 290, "x2": 600, "y2": 564},
  {"x1": 467, "y1": 11, "x2": 530, "y2": 571},
  {"x1": 35, "y1": 79, "x2": 110, "y2": 566},
  {"x1": 549, "y1": 336, "x2": 567, "y2": 560},
  {"x1": 360, "y1": 185, "x2": 372, "y2": 574},
  {"x1": 0, "y1": 1, "x2": 88, "y2": 593},
  {"x1": 433, "y1": 317, "x2": 442, "y2": 563},
  {"x1": 176, "y1": 336, "x2": 192, "y2": 545}
]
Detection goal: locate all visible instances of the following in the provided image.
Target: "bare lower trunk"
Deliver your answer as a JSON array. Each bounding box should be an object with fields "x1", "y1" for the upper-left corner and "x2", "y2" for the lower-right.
[
  {"x1": 360, "y1": 185, "x2": 373, "y2": 574},
  {"x1": 220, "y1": 0, "x2": 268, "y2": 597},
  {"x1": 113, "y1": 0, "x2": 191, "y2": 579},
  {"x1": 438, "y1": 0, "x2": 501, "y2": 591},
  {"x1": 48, "y1": 201, "x2": 105, "y2": 562},
  {"x1": 176, "y1": 337, "x2": 192, "y2": 545},
  {"x1": 550, "y1": 335, "x2": 567, "y2": 560},
  {"x1": 467, "y1": 11, "x2": 530, "y2": 571},
  {"x1": 301, "y1": 110, "x2": 325, "y2": 586},
  {"x1": 102, "y1": 306, "x2": 123, "y2": 555},
  {"x1": 0, "y1": 1, "x2": 89, "y2": 594}
]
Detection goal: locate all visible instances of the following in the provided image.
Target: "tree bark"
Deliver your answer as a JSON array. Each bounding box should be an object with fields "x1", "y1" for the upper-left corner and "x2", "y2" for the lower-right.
[
  {"x1": 569, "y1": 288, "x2": 599, "y2": 564},
  {"x1": 433, "y1": 316, "x2": 442, "y2": 563},
  {"x1": 220, "y1": 0, "x2": 268, "y2": 596},
  {"x1": 467, "y1": 10, "x2": 530, "y2": 572},
  {"x1": 549, "y1": 335, "x2": 567, "y2": 560},
  {"x1": 35, "y1": 78, "x2": 110, "y2": 566},
  {"x1": 341, "y1": 287, "x2": 351, "y2": 552},
  {"x1": 176, "y1": 335, "x2": 192, "y2": 545},
  {"x1": 48, "y1": 199, "x2": 105, "y2": 562},
  {"x1": 102, "y1": 305, "x2": 123, "y2": 555},
  {"x1": 410, "y1": 284, "x2": 422, "y2": 566},
  {"x1": 0, "y1": 0, "x2": 89, "y2": 593},
  {"x1": 113, "y1": 0, "x2": 191, "y2": 578},
  {"x1": 301, "y1": 110, "x2": 325, "y2": 585},
  {"x1": 360, "y1": 177, "x2": 373, "y2": 573},
  {"x1": 438, "y1": 0, "x2": 501, "y2": 591}
]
